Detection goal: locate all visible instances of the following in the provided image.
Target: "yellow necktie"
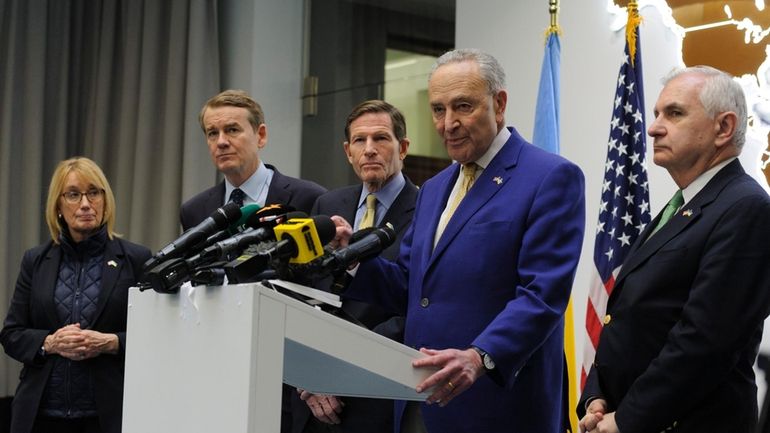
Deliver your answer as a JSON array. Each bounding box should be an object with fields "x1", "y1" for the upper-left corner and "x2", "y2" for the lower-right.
[
  {"x1": 359, "y1": 193, "x2": 377, "y2": 229},
  {"x1": 435, "y1": 163, "x2": 477, "y2": 242}
]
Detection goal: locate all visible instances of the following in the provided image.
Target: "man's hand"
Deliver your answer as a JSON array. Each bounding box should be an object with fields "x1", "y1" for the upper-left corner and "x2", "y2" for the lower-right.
[
  {"x1": 579, "y1": 398, "x2": 608, "y2": 433},
  {"x1": 329, "y1": 215, "x2": 353, "y2": 250},
  {"x1": 298, "y1": 389, "x2": 345, "y2": 424},
  {"x1": 412, "y1": 348, "x2": 484, "y2": 407}
]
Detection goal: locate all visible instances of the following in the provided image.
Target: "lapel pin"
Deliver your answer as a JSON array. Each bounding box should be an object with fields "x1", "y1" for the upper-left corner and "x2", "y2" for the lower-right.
[
  {"x1": 493, "y1": 176, "x2": 503, "y2": 185},
  {"x1": 682, "y1": 209, "x2": 693, "y2": 217},
  {"x1": 107, "y1": 260, "x2": 118, "y2": 268}
]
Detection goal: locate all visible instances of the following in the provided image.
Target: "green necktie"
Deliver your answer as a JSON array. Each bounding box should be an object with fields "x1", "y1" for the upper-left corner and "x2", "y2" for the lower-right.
[{"x1": 650, "y1": 190, "x2": 684, "y2": 236}]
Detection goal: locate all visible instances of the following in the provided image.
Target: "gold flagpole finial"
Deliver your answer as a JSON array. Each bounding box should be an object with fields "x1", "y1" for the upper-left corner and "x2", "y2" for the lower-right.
[
  {"x1": 549, "y1": 0, "x2": 558, "y2": 28},
  {"x1": 545, "y1": 0, "x2": 561, "y2": 39},
  {"x1": 626, "y1": 0, "x2": 642, "y2": 67}
]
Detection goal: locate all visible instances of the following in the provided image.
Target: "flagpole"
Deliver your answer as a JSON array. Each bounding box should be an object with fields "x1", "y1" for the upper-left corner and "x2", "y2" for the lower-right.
[
  {"x1": 547, "y1": 0, "x2": 560, "y2": 36},
  {"x1": 540, "y1": 4, "x2": 576, "y2": 432},
  {"x1": 549, "y1": 0, "x2": 558, "y2": 29}
]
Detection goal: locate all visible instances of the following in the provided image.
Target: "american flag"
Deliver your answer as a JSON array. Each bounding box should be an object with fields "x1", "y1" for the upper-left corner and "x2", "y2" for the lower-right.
[{"x1": 582, "y1": 12, "x2": 650, "y2": 389}]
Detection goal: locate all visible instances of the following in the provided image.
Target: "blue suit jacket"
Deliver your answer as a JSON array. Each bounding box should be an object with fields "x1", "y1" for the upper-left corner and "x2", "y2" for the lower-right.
[{"x1": 346, "y1": 128, "x2": 585, "y2": 433}]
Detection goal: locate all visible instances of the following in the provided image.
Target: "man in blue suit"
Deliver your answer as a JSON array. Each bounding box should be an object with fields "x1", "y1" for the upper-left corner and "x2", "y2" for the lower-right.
[
  {"x1": 333, "y1": 49, "x2": 585, "y2": 433},
  {"x1": 579, "y1": 67, "x2": 770, "y2": 433}
]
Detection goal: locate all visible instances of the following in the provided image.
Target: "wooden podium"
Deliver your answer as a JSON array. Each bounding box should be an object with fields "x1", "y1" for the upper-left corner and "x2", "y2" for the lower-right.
[{"x1": 122, "y1": 281, "x2": 432, "y2": 433}]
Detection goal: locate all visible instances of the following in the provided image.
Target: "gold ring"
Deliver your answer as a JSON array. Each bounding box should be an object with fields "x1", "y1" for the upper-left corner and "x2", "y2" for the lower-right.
[{"x1": 447, "y1": 381, "x2": 454, "y2": 390}]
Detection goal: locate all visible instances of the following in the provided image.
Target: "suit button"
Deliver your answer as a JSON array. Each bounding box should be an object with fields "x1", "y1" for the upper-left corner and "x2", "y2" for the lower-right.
[
  {"x1": 603, "y1": 314, "x2": 612, "y2": 325},
  {"x1": 593, "y1": 361, "x2": 599, "y2": 368},
  {"x1": 420, "y1": 297, "x2": 429, "y2": 308}
]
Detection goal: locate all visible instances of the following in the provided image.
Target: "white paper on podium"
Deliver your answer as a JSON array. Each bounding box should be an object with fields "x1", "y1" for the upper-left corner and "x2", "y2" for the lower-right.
[{"x1": 266, "y1": 278, "x2": 342, "y2": 308}]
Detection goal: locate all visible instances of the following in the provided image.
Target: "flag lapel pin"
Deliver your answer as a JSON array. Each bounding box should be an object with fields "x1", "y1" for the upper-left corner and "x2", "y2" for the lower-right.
[
  {"x1": 107, "y1": 260, "x2": 118, "y2": 267},
  {"x1": 493, "y1": 176, "x2": 503, "y2": 185},
  {"x1": 682, "y1": 209, "x2": 693, "y2": 217}
]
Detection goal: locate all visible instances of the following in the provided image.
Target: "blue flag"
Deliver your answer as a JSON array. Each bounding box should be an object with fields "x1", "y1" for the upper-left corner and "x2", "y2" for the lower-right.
[{"x1": 532, "y1": 32, "x2": 561, "y2": 154}]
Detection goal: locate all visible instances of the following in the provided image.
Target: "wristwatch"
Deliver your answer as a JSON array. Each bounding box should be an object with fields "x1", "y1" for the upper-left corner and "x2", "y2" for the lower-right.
[{"x1": 471, "y1": 346, "x2": 495, "y2": 372}]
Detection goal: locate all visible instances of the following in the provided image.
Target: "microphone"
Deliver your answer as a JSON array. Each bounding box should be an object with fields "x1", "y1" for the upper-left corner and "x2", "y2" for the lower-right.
[
  {"x1": 273, "y1": 224, "x2": 396, "y2": 285},
  {"x1": 144, "y1": 202, "x2": 242, "y2": 271},
  {"x1": 187, "y1": 203, "x2": 263, "y2": 256},
  {"x1": 270, "y1": 215, "x2": 336, "y2": 264},
  {"x1": 189, "y1": 210, "x2": 308, "y2": 267},
  {"x1": 139, "y1": 209, "x2": 308, "y2": 294},
  {"x1": 324, "y1": 223, "x2": 396, "y2": 271},
  {"x1": 224, "y1": 215, "x2": 336, "y2": 284}
]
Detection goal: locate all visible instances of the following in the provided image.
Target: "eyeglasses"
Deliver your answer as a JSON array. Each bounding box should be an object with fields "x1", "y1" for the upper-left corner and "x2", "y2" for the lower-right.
[{"x1": 61, "y1": 189, "x2": 105, "y2": 204}]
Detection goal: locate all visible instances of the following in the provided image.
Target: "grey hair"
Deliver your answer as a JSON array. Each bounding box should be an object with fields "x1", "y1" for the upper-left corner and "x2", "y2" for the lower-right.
[
  {"x1": 430, "y1": 48, "x2": 506, "y2": 95},
  {"x1": 663, "y1": 65, "x2": 747, "y2": 148}
]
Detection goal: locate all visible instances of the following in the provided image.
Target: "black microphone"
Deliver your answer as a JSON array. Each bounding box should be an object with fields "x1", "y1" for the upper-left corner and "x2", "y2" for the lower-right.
[
  {"x1": 321, "y1": 223, "x2": 396, "y2": 273},
  {"x1": 139, "y1": 210, "x2": 309, "y2": 294},
  {"x1": 144, "y1": 202, "x2": 242, "y2": 271},
  {"x1": 188, "y1": 210, "x2": 308, "y2": 267},
  {"x1": 190, "y1": 203, "x2": 264, "y2": 254},
  {"x1": 270, "y1": 224, "x2": 395, "y2": 286},
  {"x1": 224, "y1": 215, "x2": 336, "y2": 284}
]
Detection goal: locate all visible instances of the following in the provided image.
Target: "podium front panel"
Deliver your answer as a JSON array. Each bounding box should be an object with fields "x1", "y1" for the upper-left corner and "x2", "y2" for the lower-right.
[{"x1": 123, "y1": 282, "x2": 432, "y2": 433}]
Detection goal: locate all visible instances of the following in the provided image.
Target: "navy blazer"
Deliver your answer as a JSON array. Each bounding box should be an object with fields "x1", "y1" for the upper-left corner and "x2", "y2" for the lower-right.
[
  {"x1": 179, "y1": 164, "x2": 326, "y2": 230},
  {"x1": 580, "y1": 160, "x2": 770, "y2": 433},
  {"x1": 346, "y1": 128, "x2": 585, "y2": 433},
  {"x1": 179, "y1": 164, "x2": 325, "y2": 433},
  {"x1": 1, "y1": 237, "x2": 151, "y2": 433},
  {"x1": 291, "y1": 176, "x2": 418, "y2": 433}
]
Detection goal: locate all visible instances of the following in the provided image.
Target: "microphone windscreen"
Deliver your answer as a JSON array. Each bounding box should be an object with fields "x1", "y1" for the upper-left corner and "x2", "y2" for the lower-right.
[
  {"x1": 213, "y1": 202, "x2": 243, "y2": 228},
  {"x1": 311, "y1": 215, "x2": 336, "y2": 246},
  {"x1": 228, "y1": 204, "x2": 262, "y2": 233}
]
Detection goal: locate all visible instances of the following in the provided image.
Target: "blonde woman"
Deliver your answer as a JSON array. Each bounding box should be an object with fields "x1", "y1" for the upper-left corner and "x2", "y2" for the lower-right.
[{"x1": 1, "y1": 157, "x2": 151, "y2": 433}]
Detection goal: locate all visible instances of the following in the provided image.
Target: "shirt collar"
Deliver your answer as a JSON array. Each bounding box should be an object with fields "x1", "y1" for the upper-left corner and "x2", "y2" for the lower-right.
[
  {"x1": 224, "y1": 161, "x2": 269, "y2": 205},
  {"x1": 357, "y1": 171, "x2": 406, "y2": 211},
  {"x1": 472, "y1": 127, "x2": 510, "y2": 170},
  {"x1": 681, "y1": 157, "x2": 737, "y2": 205}
]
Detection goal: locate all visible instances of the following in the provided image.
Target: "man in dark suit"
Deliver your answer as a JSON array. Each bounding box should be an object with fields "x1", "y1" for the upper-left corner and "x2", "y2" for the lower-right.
[
  {"x1": 331, "y1": 49, "x2": 585, "y2": 433},
  {"x1": 578, "y1": 66, "x2": 770, "y2": 433},
  {"x1": 179, "y1": 90, "x2": 325, "y2": 433},
  {"x1": 180, "y1": 90, "x2": 325, "y2": 230},
  {"x1": 292, "y1": 100, "x2": 418, "y2": 433}
]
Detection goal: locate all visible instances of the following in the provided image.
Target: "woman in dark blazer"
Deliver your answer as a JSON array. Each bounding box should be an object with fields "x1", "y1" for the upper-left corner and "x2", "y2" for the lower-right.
[{"x1": 1, "y1": 157, "x2": 151, "y2": 433}]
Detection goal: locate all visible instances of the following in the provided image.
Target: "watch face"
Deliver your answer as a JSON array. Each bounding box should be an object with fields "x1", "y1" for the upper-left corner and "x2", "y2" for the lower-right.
[{"x1": 483, "y1": 354, "x2": 495, "y2": 370}]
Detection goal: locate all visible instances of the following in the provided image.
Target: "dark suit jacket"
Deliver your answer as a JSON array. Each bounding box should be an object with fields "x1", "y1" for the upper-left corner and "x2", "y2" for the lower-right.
[
  {"x1": 291, "y1": 176, "x2": 418, "y2": 433},
  {"x1": 579, "y1": 160, "x2": 770, "y2": 433},
  {"x1": 346, "y1": 128, "x2": 586, "y2": 433},
  {"x1": 0, "y1": 237, "x2": 151, "y2": 433},
  {"x1": 179, "y1": 164, "x2": 324, "y2": 433},
  {"x1": 179, "y1": 164, "x2": 327, "y2": 230}
]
